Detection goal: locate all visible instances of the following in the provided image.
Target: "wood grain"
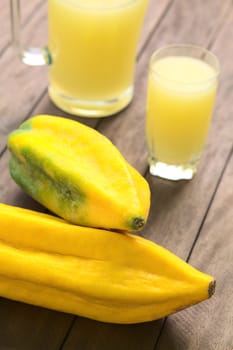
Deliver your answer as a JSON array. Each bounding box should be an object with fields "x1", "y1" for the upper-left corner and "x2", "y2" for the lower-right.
[
  {"x1": 155, "y1": 148, "x2": 233, "y2": 350},
  {"x1": 0, "y1": 298, "x2": 73, "y2": 350},
  {"x1": 62, "y1": 318, "x2": 163, "y2": 350},
  {"x1": 0, "y1": 0, "x2": 48, "y2": 154},
  {"x1": 0, "y1": 0, "x2": 45, "y2": 54},
  {"x1": 0, "y1": 0, "x2": 232, "y2": 349}
]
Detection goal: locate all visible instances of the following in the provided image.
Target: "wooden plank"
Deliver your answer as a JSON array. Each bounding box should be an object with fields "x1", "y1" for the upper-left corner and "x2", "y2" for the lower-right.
[
  {"x1": 62, "y1": 318, "x2": 164, "y2": 350},
  {"x1": 0, "y1": 0, "x2": 48, "y2": 154},
  {"x1": 0, "y1": 298, "x2": 73, "y2": 350},
  {"x1": 58, "y1": 1, "x2": 233, "y2": 350},
  {"x1": 137, "y1": 0, "x2": 171, "y2": 53},
  {"x1": 0, "y1": 0, "x2": 45, "y2": 54},
  {"x1": 0, "y1": 0, "x2": 46, "y2": 153},
  {"x1": 155, "y1": 148, "x2": 233, "y2": 350}
]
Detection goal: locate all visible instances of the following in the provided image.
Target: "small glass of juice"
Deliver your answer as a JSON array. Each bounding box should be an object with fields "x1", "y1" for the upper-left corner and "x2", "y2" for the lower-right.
[{"x1": 146, "y1": 44, "x2": 219, "y2": 181}]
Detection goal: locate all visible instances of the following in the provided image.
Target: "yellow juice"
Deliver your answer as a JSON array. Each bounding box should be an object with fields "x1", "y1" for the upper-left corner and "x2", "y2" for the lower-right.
[
  {"x1": 146, "y1": 56, "x2": 218, "y2": 165},
  {"x1": 48, "y1": 0, "x2": 148, "y2": 106}
]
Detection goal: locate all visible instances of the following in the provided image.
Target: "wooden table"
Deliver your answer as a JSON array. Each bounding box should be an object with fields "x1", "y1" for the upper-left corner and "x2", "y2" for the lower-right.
[{"x1": 1, "y1": 0, "x2": 233, "y2": 349}]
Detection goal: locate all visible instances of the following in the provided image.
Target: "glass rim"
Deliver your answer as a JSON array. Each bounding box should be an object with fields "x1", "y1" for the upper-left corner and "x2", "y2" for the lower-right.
[
  {"x1": 150, "y1": 44, "x2": 220, "y2": 85},
  {"x1": 63, "y1": 0, "x2": 140, "y2": 10}
]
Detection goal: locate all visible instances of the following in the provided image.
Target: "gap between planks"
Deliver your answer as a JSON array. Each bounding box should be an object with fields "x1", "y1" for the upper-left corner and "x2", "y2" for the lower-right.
[
  {"x1": 153, "y1": 146, "x2": 233, "y2": 350},
  {"x1": 152, "y1": 4, "x2": 233, "y2": 348}
]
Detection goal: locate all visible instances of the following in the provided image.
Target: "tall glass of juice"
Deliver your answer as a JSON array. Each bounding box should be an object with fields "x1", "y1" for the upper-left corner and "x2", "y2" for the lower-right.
[
  {"x1": 10, "y1": 0, "x2": 148, "y2": 117},
  {"x1": 48, "y1": 0, "x2": 148, "y2": 117},
  {"x1": 146, "y1": 44, "x2": 219, "y2": 180}
]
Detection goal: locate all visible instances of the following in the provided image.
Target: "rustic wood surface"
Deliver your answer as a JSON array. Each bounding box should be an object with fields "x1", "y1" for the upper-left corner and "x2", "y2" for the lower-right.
[{"x1": 0, "y1": 0, "x2": 233, "y2": 349}]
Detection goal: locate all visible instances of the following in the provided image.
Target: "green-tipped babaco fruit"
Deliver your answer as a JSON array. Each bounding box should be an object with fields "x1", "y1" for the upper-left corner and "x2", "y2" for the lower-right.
[{"x1": 7, "y1": 115, "x2": 150, "y2": 231}]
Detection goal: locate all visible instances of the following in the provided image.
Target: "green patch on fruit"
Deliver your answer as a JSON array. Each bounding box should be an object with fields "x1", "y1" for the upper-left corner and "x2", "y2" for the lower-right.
[{"x1": 9, "y1": 145, "x2": 86, "y2": 225}]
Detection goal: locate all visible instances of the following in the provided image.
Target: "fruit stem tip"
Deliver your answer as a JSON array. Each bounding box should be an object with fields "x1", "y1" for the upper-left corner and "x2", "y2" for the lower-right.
[
  {"x1": 132, "y1": 217, "x2": 145, "y2": 230},
  {"x1": 208, "y1": 279, "x2": 216, "y2": 298}
]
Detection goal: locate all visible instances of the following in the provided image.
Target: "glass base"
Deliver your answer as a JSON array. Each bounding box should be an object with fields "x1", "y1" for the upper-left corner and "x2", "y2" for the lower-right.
[
  {"x1": 149, "y1": 159, "x2": 198, "y2": 181},
  {"x1": 48, "y1": 85, "x2": 133, "y2": 118}
]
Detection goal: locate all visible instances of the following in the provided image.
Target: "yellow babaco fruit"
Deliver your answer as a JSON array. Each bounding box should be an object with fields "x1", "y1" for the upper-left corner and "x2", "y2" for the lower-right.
[
  {"x1": 7, "y1": 115, "x2": 150, "y2": 232},
  {"x1": 0, "y1": 203, "x2": 215, "y2": 324}
]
